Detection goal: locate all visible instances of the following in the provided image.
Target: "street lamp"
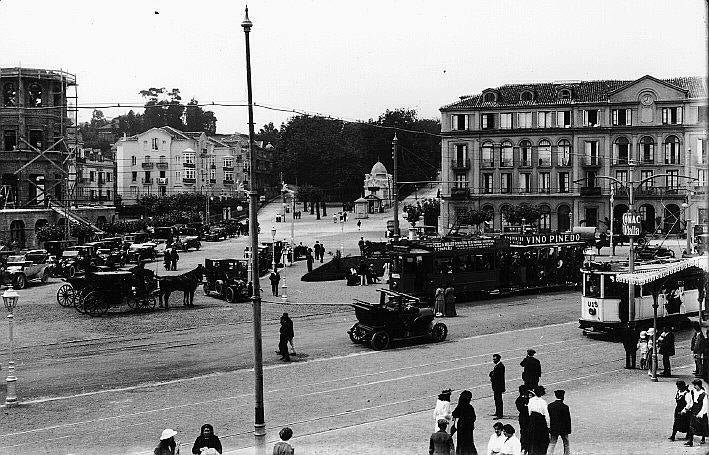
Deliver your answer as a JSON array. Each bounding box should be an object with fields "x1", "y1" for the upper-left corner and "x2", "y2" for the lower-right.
[
  {"x1": 2, "y1": 286, "x2": 19, "y2": 407},
  {"x1": 271, "y1": 226, "x2": 277, "y2": 271}
]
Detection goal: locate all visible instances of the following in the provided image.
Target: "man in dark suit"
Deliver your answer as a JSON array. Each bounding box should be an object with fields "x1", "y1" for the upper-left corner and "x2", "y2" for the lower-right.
[
  {"x1": 489, "y1": 353, "x2": 505, "y2": 419},
  {"x1": 547, "y1": 389, "x2": 572, "y2": 455},
  {"x1": 520, "y1": 349, "x2": 541, "y2": 387}
]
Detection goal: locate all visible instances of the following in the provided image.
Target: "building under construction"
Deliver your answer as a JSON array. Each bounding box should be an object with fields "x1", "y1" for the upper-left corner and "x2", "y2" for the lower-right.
[{"x1": 0, "y1": 67, "x2": 114, "y2": 249}]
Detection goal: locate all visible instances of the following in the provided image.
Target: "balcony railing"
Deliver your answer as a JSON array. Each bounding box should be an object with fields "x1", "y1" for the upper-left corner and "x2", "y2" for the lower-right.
[
  {"x1": 580, "y1": 186, "x2": 602, "y2": 196},
  {"x1": 519, "y1": 159, "x2": 533, "y2": 168},
  {"x1": 156, "y1": 161, "x2": 169, "y2": 169},
  {"x1": 612, "y1": 157, "x2": 630, "y2": 166},
  {"x1": 451, "y1": 159, "x2": 470, "y2": 170},
  {"x1": 450, "y1": 186, "x2": 470, "y2": 200},
  {"x1": 183, "y1": 162, "x2": 195, "y2": 168},
  {"x1": 223, "y1": 179, "x2": 235, "y2": 185},
  {"x1": 141, "y1": 178, "x2": 153, "y2": 184},
  {"x1": 157, "y1": 177, "x2": 168, "y2": 185},
  {"x1": 223, "y1": 166, "x2": 234, "y2": 171},
  {"x1": 141, "y1": 162, "x2": 154, "y2": 169},
  {"x1": 182, "y1": 177, "x2": 196, "y2": 184},
  {"x1": 582, "y1": 157, "x2": 602, "y2": 167}
]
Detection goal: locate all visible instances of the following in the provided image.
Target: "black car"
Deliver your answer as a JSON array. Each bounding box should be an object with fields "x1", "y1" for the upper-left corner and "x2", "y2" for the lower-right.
[{"x1": 203, "y1": 258, "x2": 249, "y2": 302}]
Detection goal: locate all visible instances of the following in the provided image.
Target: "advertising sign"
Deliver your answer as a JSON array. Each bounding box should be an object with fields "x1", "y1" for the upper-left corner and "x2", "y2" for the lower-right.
[{"x1": 622, "y1": 212, "x2": 642, "y2": 237}]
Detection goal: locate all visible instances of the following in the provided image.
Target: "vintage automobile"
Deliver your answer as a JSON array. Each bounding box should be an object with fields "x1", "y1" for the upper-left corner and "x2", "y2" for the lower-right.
[
  {"x1": 127, "y1": 243, "x2": 157, "y2": 263},
  {"x1": 244, "y1": 245, "x2": 272, "y2": 276},
  {"x1": 174, "y1": 235, "x2": 201, "y2": 252},
  {"x1": 123, "y1": 232, "x2": 151, "y2": 245},
  {"x1": 95, "y1": 248, "x2": 124, "y2": 269},
  {"x1": 3, "y1": 250, "x2": 52, "y2": 289},
  {"x1": 0, "y1": 250, "x2": 19, "y2": 277},
  {"x1": 57, "y1": 245, "x2": 99, "y2": 277},
  {"x1": 347, "y1": 289, "x2": 448, "y2": 350},
  {"x1": 635, "y1": 244, "x2": 675, "y2": 260},
  {"x1": 203, "y1": 258, "x2": 250, "y2": 302},
  {"x1": 204, "y1": 227, "x2": 227, "y2": 242}
]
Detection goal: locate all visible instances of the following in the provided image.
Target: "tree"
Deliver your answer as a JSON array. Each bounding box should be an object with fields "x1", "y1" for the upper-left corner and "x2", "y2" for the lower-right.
[
  {"x1": 185, "y1": 98, "x2": 218, "y2": 134},
  {"x1": 70, "y1": 223, "x2": 95, "y2": 243},
  {"x1": 457, "y1": 208, "x2": 491, "y2": 232},
  {"x1": 503, "y1": 205, "x2": 542, "y2": 225},
  {"x1": 403, "y1": 203, "x2": 423, "y2": 226},
  {"x1": 36, "y1": 225, "x2": 65, "y2": 242}
]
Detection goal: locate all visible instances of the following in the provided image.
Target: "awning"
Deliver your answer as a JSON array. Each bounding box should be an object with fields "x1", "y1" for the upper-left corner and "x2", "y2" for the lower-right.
[{"x1": 614, "y1": 255, "x2": 709, "y2": 285}]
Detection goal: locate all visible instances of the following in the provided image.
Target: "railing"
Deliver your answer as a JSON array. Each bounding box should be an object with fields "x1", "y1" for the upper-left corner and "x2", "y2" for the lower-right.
[
  {"x1": 500, "y1": 159, "x2": 514, "y2": 168},
  {"x1": 481, "y1": 160, "x2": 494, "y2": 169},
  {"x1": 182, "y1": 178, "x2": 196, "y2": 184},
  {"x1": 582, "y1": 157, "x2": 602, "y2": 166},
  {"x1": 141, "y1": 178, "x2": 153, "y2": 184},
  {"x1": 537, "y1": 159, "x2": 552, "y2": 168},
  {"x1": 450, "y1": 159, "x2": 470, "y2": 170},
  {"x1": 612, "y1": 157, "x2": 630, "y2": 165},
  {"x1": 580, "y1": 186, "x2": 602, "y2": 196},
  {"x1": 156, "y1": 162, "x2": 169, "y2": 169},
  {"x1": 223, "y1": 166, "x2": 234, "y2": 171},
  {"x1": 223, "y1": 179, "x2": 235, "y2": 185},
  {"x1": 157, "y1": 178, "x2": 168, "y2": 185},
  {"x1": 210, "y1": 179, "x2": 217, "y2": 184},
  {"x1": 97, "y1": 179, "x2": 105, "y2": 186},
  {"x1": 183, "y1": 162, "x2": 195, "y2": 168},
  {"x1": 141, "y1": 162, "x2": 154, "y2": 169},
  {"x1": 519, "y1": 159, "x2": 533, "y2": 168}
]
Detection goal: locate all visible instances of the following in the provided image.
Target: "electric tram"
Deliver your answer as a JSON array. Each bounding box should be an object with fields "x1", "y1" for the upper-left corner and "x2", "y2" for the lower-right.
[{"x1": 579, "y1": 255, "x2": 709, "y2": 334}]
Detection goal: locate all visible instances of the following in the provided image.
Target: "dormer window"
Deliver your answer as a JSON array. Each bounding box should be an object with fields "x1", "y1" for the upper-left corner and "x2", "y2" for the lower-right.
[
  {"x1": 558, "y1": 89, "x2": 571, "y2": 101},
  {"x1": 483, "y1": 91, "x2": 497, "y2": 103},
  {"x1": 520, "y1": 91, "x2": 534, "y2": 102}
]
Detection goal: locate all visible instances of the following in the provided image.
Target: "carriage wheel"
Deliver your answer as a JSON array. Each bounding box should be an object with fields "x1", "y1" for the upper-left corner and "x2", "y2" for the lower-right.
[
  {"x1": 226, "y1": 287, "x2": 236, "y2": 303},
  {"x1": 13, "y1": 274, "x2": 27, "y2": 290},
  {"x1": 370, "y1": 331, "x2": 391, "y2": 350},
  {"x1": 348, "y1": 324, "x2": 365, "y2": 344},
  {"x1": 74, "y1": 288, "x2": 90, "y2": 313},
  {"x1": 57, "y1": 284, "x2": 75, "y2": 307},
  {"x1": 82, "y1": 291, "x2": 101, "y2": 316},
  {"x1": 126, "y1": 296, "x2": 138, "y2": 311},
  {"x1": 431, "y1": 322, "x2": 448, "y2": 342},
  {"x1": 137, "y1": 294, "x2": 157, "y2": 311}
]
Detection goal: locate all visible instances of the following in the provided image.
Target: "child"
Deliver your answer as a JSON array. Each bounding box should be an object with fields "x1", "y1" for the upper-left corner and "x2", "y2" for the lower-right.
[
  {"x1": 638, "y1": 331, "x2": 648, "y2": 370},
  {"x1": 273, "y1": 427, "x2": 294, "y2": 455}
]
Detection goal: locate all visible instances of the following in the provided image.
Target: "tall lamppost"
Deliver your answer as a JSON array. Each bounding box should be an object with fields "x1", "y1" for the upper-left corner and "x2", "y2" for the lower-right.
[
  {"x1": 609, "y1": 185, "x2": 615, "y2": 256},
  {"x1": 392, "y1": 134, "x2": 400, "y2": 239},
  {"x1": 241, "y1": 6, "x2": 266, "y2": 450},
  {"x1": 271, "y1": 226, "x2": 277, "y2": 272},
  {"x1": 3, "y1": 286, "x2": 19, "y2": 407}
]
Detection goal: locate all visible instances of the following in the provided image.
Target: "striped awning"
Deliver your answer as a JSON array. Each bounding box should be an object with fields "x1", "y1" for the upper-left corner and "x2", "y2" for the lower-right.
[{"x1": 615, "y1": 255, "x2": 709, "y2": 285}]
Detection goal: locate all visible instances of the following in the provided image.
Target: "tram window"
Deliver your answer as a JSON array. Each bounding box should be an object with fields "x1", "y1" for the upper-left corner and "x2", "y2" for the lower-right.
[
  {"x1": 392, "y1": 257, "x2": 403, "y2": 273},
  {"x1": 584, "y1": 274, "x2": 601, "y2": 298},
  {"x1": 604, "y1": 275, "x2": 625, "y2": 298},
  {"x1": 403, "y1": 257, "x2": 417, "y2": 273}
]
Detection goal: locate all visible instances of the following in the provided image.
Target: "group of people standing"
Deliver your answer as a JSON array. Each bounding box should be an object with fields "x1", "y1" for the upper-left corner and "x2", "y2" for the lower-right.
[
  {"x1": 152, "y1": 424, "x2": 295, "y2": 455},
  {"x1": 671, "y1": 379, "x2": 709, "y2": 446},
  {"x1": 434, "y1": 285, "x2": 456, "y2": 318},
  {"x1": 162, "y1": 246, "x2": 180, "y2": 271},
  {"x1": 621, "y1": 324, "x2": 676, "y2": 376}
]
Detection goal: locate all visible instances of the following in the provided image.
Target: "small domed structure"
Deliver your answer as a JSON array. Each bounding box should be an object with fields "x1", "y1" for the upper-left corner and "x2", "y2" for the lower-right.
[
  {"x1": 370, "y1": 161, "x2": 387, "y2": 176},
  {"x1": 363, "y1": 161, "x2": 393, "y2": 209}
]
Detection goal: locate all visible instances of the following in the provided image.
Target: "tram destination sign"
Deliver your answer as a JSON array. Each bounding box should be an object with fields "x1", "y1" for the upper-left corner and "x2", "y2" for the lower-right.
[
  {"x1": 506, "y1": 233, "x2": 582, "y2": 246},
  {"x1": 622, "y1": 211, "x2": 642, "y2": 237}
]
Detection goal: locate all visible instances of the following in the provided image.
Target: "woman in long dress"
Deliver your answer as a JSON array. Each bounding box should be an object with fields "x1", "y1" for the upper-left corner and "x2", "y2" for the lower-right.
[
  {"x1": 444, "y1": 284, "x2": 456, "y2": 317},
  {"x1": 685, "y1": 379, "x2": 709, "y2": 446},
  {"x1": 451, "y1": 390, "x2": 477, "y2": 455},
  {"x1": 434, "y1": 287, "x2": 445, "y2": 317},
  {"x1": 433, "y1": 389, "x2": 453, "y2": 431},
  {"x1": 670, "y1": 380, "x2": 690, "y2": 441},
  {"x1": 526, "y1": 386, "x2": 550, "y2": 455},
  {"x1": 514, "y1": 386, "x2": 530, "y2": 452}
]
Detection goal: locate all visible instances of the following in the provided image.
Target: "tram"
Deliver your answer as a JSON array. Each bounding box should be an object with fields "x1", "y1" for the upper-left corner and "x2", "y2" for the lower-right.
[
  {"x1": 579, "y1": 255, "x2": 709, "y2": 334},
  {"x1": 388, "y1": 233, "x2": 587, "y2": 302}
]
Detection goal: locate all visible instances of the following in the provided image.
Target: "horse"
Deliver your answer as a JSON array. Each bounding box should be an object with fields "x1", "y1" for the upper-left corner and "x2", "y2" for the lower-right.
[{"x1": 158, "y1": 264, "x2": 204, "y2": 309}]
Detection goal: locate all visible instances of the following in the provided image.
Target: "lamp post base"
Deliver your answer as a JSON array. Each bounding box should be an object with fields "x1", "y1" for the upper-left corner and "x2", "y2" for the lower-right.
[
  {"x1": 5, "y1": 370, "x2": 18, "y2": 407},
  {"x1": 254, "y1": 423, "x2": 267, "y2": 454}
]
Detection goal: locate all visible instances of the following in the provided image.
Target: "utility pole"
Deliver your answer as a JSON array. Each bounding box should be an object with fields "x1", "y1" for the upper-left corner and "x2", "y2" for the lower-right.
[
  {"x1": 392, "y1": 134, "x2": 399, "y2": 239},
  {"x1": 241, "y1": 6, "x2": 266, "y2": 451}
]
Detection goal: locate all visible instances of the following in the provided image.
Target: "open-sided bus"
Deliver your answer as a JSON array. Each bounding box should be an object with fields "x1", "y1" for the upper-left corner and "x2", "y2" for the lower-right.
[{"x1": 579, "y1": 256, "x2": 709, "y2": 334}]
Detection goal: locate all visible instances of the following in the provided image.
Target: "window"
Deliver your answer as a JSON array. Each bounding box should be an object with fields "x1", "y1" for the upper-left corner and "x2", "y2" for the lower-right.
[
  {"x1": 451, "y1": 114, "x2": 468, "y2": 131},
  {"x1": 698, "y1": 169, "x2": 707, "y2": 186},
  {"x1": 481, "y1": 114, "x2": 495, "y2": 129},
  {"x1": 517, "y1": 112, "x2": 532, "y2": 128},
  {"x1": 184, "y1": 168, "x2": 195, "y2": 180},
  {"x1": 144, "y1": 155, "x2": 151, "y2": 163},
  {"x1": 584, "y1": 141, "x2": 599, "y2": 165},
  {"x1": 559, "y1": 89, "x2": 571, "y2": 101},
  {"x1": 640, "y1": 137, "x2": 654, "y2": 163},
  {"x1": 585, "y1": 208, "x2": 598, "y2": 227},
  {"x1": 518, "y1": 140, "x2": 531, "y2": 166},
  {"x1": 89, "y1": 171, "x2": 95, "y2": 182},
  {"x1": 483, "y1": 92, "x2": 496, "y2": 102},
  {"x1": 538, "y1": 111, "x2": 553, "y2": 128},
  {"x1": 224, "y1": 157, "x2": 233, "y2": 168},
  {"x1": 106, "y1": 173, "x2": 112, "y2": 182},
  {"x1": 615, "y1": 170, "x2": 628, "y2": 186},
  {"x1": 454, "y1": 173, "x2": 468, "y2": 189},
  {"x1": 539, "y1": 206, "x2": 551, "y2": 232},
  {"x1": 520, "y1": 91, "x2": 534, "y2": 102},
  {"x1": 583, "y1": 109, "x2": 599, "y2": 127},
  {"x1": 500, "y1": 113, "x2": 512, "y2": 129},
  {"x1": 225, "y1": 170, "x2": 234, "y2": 182},
  {"x1": 664, "y1": 136, "x2": 680, "y2": 164},
  {"x1": 29, "y1": 130, "x2": 43, "y2": 149},
  {"x1": 143, "y1": 140, "x2": 148, "y2": 151},
  {"x1": 662, "y1": 107, "x2": 683, "y2": 125},
  {"x1": 558, "y1": 205, "x2": 571, "y2": 232},
  {"x1": 482, "y1": 174, "x2": 493, "y2": 193},
  {"x1": 453, "y1": 144, "x2": 468, "y2": 166},
  {"x1": 162, "y1": 140, "x2": 167, "y2": 150},
  {"x1": 159, "y1": 170, "x2": 166, "y2": 178},
  {"x1": 210, "y1": 169, "x2": 216, "y2": 180},
  {"x1": 27, "y1": 83, "x2": 42, "y2": 107},
  {"x1": 538, "y1": 140, "x2": 551, "y2": 167},
  {"x1": 586, "y1": 170, "x2": 597, "y2": 187},
  {"x1": 3, "y1": 130, "x2": 16, "y2": 151},
  {"x1": 144, "y1": 171, "x2": 151, "y2": 183},
  {"x1": 700, "y1": 208, "x2": 709, "y2": 225},
  {"x1": 612, "y1": 108, "x2": 632, "y2": 126},
  {"x1": 558, "y1": 139, "x2": 571, "y2": 166},
  {"x1": 131, "y1": 156, "x2": 137, "y2": 166},
  {"x1": 3, "y1": 83, "x2": 17, "y2": 106},
  {"x1": 501, "y1": 173, "x2": 511, "y2": 193},
  {"x1": 158, "y1": 155, "x2": 165, "y2": 164},
  {"x1": 697, "y1": 138, "x2": 706, "y2": 165},
  {"x1": 699, "y1": 107, "x2": 707, "y2": 124},
  {"x1": 614, "y1": 137, "x2": 630, "y2": 164},
  {"x1": 558, "y1": 172, "x2": 569, "y2": 193},
  {"x1": 130, "y1": 187, "x2": 138, "y2": 197},
  {"x1": 184, "y1": 151, "x2": 195, "y2": 164},
  {"x1": 131, "y1": 171, "x2": 137, "y2": 182},
  {"x1": 520, "y1": 173, "x2": 531, "y2": 193},
  {"x1": 481, "y1": 142, "x2": 494, "y2": 167},
  {"x1": 666, "y1": 170, "x2": 679, "y2": 188},
  {"x1": 175, "y1": 170, "x2": 181, "y2": 180},
  {"x1": 557, "y1": 110, "x2": 571, "y2": 128},
  {"x1": 107, "y1": 190, "x2": 111, "y2": 200},
  {"x1": 151, "y1": 138, "x2": 159, "y2": 151},
  {"x1": 539, "y1": 172, "x2": 550, "y2": 193},
  {"x1": 640, "y1": 170, "x2": 653, "y2": 189},
  {"x1": 500, "y1": 141, "x2": 513, "y2": 167}
]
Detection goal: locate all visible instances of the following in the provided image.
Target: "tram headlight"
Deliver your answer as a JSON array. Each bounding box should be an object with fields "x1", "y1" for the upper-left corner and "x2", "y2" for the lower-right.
[{"x1": 588, "y1": 308, "x2": 597, "y2": 316}]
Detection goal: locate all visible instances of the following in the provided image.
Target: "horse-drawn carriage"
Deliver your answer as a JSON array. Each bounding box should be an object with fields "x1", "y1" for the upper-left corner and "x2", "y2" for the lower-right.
[{"x1": 347, "y1": 289, "x2": 448, "y2": 350}]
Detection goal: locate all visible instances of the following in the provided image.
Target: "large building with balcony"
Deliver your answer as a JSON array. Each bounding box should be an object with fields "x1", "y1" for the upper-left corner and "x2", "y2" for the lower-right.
[{"x1": 439, "y1": 75, "x2": 708, "y2": 235}]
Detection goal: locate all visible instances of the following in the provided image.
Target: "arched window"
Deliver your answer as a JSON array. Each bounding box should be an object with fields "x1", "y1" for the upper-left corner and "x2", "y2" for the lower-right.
[
  {"x1": 639, "y1": 137, "x2": 655, "y2": 163},
  {"x1": 35, "y1": 219, "x2": 48, "y2": 233},
  {"x1": 664, "y1": 136, "x2": 680, "y2": 164},
  {"x1": 557, "y1": 205, "x2": 571, "y2": 232},
  {"x1": 9, "y1": 220, "x2": 25, "y2": 248},
  {"x1": 614, "y1": 137, "x2": 630, "y2": 164},
  {"x1": 519, "y1": 140, "x2": 532, "y2": 166},
  {"x1": 3, "y1": 82, "x2": 17, "y2": 106},
  {"x1": 501, "y1": 141, "x2": 513, "y2": 167},
  {"x1": 558, "y1": 139, "x2": 571, "y2": 166},
  {"x1": 27, "y1": 83, "x2": 42, "y2": 107},
  {"x1": 482, "y1": 205, "x2": 494, "y2": 232},
  {"x1": 520, "y1": 91, "x2": 533, "y2": 102},
  {"x1": 539, "y1": 205, "x2": 551, "y2": 232},
  {"x1": 538, "y1": 139, "x2": 551, "y2": 167},
  {"x1": 483, "y1": 92, "x2": 496, "y2": 102},
  {"x1": 558, "y1": 89, "x2": 571, "y2": 101},
  {"x1": 481, "y1": 141, "x2": 494, "y2": 168}
]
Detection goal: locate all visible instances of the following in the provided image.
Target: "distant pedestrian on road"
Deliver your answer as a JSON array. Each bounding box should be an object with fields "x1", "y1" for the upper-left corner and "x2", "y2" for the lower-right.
[
  {"x1": 357, "y1": 219, "x2": 361, "y2": 230},
  {"x1": 170, "y1": 248, "x2": 180, "y2": 271},
  {"x1": 444, "y1": 284, "x2": 456, "y2": 317},
  {"x1": 703, "y1": 329, "x2": 709, "y2": 379},
  {"x1": 658, "y1": 326, "x2": 676, "y2": 376},
  {"x1": 520, "y1": 349, "x2": 541, "y2": 388},
  {"x1": 691, "y1": 322, "x2": 706, "y2": 377},
  {"x1": 621, "y1": 324, "x2": 637, "y2": 369},
  {"x1": 433, "y1": 389, "x2": 453, "y2": 431},
  {"x1": 499, "y1": 424, "x2": 522, "y2": 455},
  {"x1": 306, "y1": 250, "x2": 314, "y2": 273},
  {"x1": 638, "y1": 331, "x2": 649, "y2": 370},
  {"x1": 515, "y1": 386, "x2": 530, "y2": 453},
  {"x1": 154, "y1": 429, "x2": 180, "y2": 455},
  {"x1": 191, "y1": 423, "x2": 222, "y2": 454},
  {"x1": 486, "y1": 422, "x2": 505, "y2": 455},
  {"x1": 358, "y1": 260, "x2": 368, "y2": 286},
  {"x1": 450, "y1": 389, "x2": 477, "y2": 455},
  {"x1": 282, "y1": 312, "x2": 296, "y2": 355},
  {"x1": 278, "y1": 313, "x2": 292, "y2": 362},
  {"x1": 429, "y1": 419, "x2": 455, "y2": 455},
  {"x1": 684, "y1": 379, "x2": 709, "y2": 446},
  {"x1": 646, "y1": 327, "x2": 657, "y2": 376},
  {"x1": 434, "y1": 287, "x2": 445, "y2": 317},
  {"x1": 164, "y1": 248, "x2": 172, "y2": 271},
  {"x1": 270, "y1": 269, "x2": 280, "y2": 296},
  {"x1": 489, "y1": 354, "x2": 505, "y2": 419},
  {"x1": 547, "y1": 389, "x2": 571, "y2": 455},
  {"x1": 670, "y1": 380, "x2": 691, "y2": 441},
  {"x1": 333, "y1": 213, "x2": 338, "y2": 223},
  {"x1": 358, "y1": 237, "x2": 365, "y2": 256},
  {"x1": 273, "y1": 427, "x2": 294, "y2": 455},
  {"x1": 526, "y1": 386, "x2": 550, "y2": 455}
]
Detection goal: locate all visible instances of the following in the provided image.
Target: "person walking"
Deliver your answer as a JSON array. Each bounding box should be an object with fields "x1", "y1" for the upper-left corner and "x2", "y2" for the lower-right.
[
  {"x1": 521, "y1": 349, "x2": 542, "y2": 388},
  {"x1": 621, "y1": 324, "x2": 637, "y2": 369},
  {"x1": 638, "y1": 331, "x2": 649, "y2": 370},
  {"x1": 430, "y1": 419, "x2": 455, "y2": 455},
  {"x1": 270, "y1": 269, "x2": 280, "y2": 297},
  {"x1": 154, "y1": 429, "x2": 180, "y2": 455},
  {"x1": 670, "y1": 380, "x2": 691, "y2": 441},
  {"x1": 486, "y1": 422, "x2": 505, "y2": 455},
  {"x1": 358, "y1": 260, "x2": 368, "y2": 286},
  {"x1": 282, "y1": 312, "x2": 296, "y2": 356},
  {"x1": 547, "y1": 389, "x2": 571, "y2": 455},
  {"x1": 451, "y1": 390, "x2": 477, "y2": 455},
  {"x1": 526, "y1": 386, "x2": 550, "y2": 455},
  {"x1": 278, "y1": 313, "x2": 292, "y2": 362},
  {"x1": 703, "y1": 328, "x2": 709, "y2": 379},
  {"x1": 498, "y1": 424, "x2": 522, "y2": 455},
  {"x1": 358, "y1": 237, "x2": 366, "y2": 256},
  {"x1": 357, "y1": 219, "x2": 361, "y2": 230},
  {"x1": 434, "y1": 287, "x2": 446, "y2": 317},
  {"x1": 444, "y1": 283, "x2": 457, "y2": 317},
  {"x1": 170, "y1": 247, "x2": 180, "y2": 271},
  {"x1": 163, "y1": 248, "x2": 172, "y2": 271},
  {"x1": 489, "y1": 354, "x2": 505, "y2": 419},
  {"x1": 313, "y1": 241, "x2": 321, "y2": 262},
  {"x1": 433, "y1": 389, "x2": 453, "y2": 431},
  {"x1": 273, "y1": 427, "x2": 294, "y2": 455},
  {"x1": 691, "y1": 322, "x2": 706, "y2": 377},
  {"x1": 191, "y1": 423, "x2": 222, "y2": 454},
  {"x1": 684, "y1": 379, "x2": 709, "y2": 446},
  {"x1": 658, "y1": 326, "x2": 676, "y2": 376},
  {"x1": 514, "y1": 386, "x2": 530, "y2": 453},
  {"x1": 306, "y1": 250, "x2": 314, "y2": 273}
]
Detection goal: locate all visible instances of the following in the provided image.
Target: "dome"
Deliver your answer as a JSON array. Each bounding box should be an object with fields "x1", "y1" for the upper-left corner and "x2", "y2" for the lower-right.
[{"x1": 370, "y1": 161, "x2": 388, "y2": 176}]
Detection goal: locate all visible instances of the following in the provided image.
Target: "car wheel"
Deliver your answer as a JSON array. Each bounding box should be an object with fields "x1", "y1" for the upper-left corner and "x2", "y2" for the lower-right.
[
  {"x1": 226, "y1": 287, "x2": 236, "y2": 303},
  {"x1": 348, "y1": 324, "x2": 365, "y2": 344},
  {"x1": 431, "y1": 322, "x2": 448, "y2": 342},
  {"x1": 370, "y1": 330, "x2": 390, "y2": 350},
  {"x1": 14, "y1": 274, "x2": 27, "y2": 290}
]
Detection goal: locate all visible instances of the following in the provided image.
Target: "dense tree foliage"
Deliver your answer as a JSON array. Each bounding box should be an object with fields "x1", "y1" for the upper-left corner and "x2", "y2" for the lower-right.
[{"x1": 36, "y1": 225, "x2": 65, "y2": 242}]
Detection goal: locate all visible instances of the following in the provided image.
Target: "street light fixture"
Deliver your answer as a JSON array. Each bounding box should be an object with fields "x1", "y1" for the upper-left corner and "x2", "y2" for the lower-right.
[
  {"x1": 271, "y1": 226, "x2": 277, "y2": 272},
  {"x1": 2, "y1": 286, "x2": 19, "y2": 407}
]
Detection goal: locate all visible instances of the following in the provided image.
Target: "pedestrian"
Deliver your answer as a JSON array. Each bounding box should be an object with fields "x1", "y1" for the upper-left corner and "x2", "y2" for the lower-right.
[
  {"x1": 313, "y1": 241, "x2": 321, "y2": 261},
  {"x1": 344, "y1": 211, "x2": 348, "y2": 222},
  {"x1": 278, "y1": 313, "x2": 292, "y2": 362},
  {"x1": 282, "y1": 312, "x2": 296, "y2": 355},
  {"x1": 357, "y1": 219, "x2": 361, "y2": 230},
  {"x1": 444, "y1": 283, "x2": 457, "y2": 317},
  {"x1": 450, "y1": 389, "x2": 477, "y2": 455},
  {"x1": 670, "y1": 380, "x2": 691, "y2": 441},
  {"x1": 621, "y1": 324, "x2": 637, "y2": 369},
  {"x1": 273, "y1": 427, "x2": 294, "y2": 455},
  {"x1": 191, "y1": 423, "x2": 222, "y2": 454},
  {"x1": 430, "y1": 419, "x2": 455, "y2": 455},
  {"x1": 435, "y1": 287, "x2": 445, "y2": 317},
  {"x1": 306, "y1": 250, "x2": 314, "y2": 273},
  {"x1": 358, "y1": 237, "x2": 365, "y2": 256},
  {"x1": 547, "y1": 389, "x2": 571, "y2": 455},
  {"x1": 154, "y1": 429, "x2": 180, "y2": 455},
  {"x1": 526, "y1": 386, "x2": 550, "y2": 455},
  {"x1": 520, "y1": 349, "x2": 542, "y2": 388},
  {"x1": 486, "y1": 422, "x2": 505, "y2": 455},
  {"x1": 703, "y1": 328, "x2": 709, "y2": 379},
  {"x1": 638, "y1": 331, "x2": 649, "y2": 370},
  {"x1": 514, "y1": 386, "x2": 530, "y2": 453},
  {"x1": 646, "y1": 327, "x2": 656, "y2": 376},
  {"x1": 691, "y1": 322, "x2": 706, "y2": 377},
  {"x1": 358, "y1": 260, "x2": 368, "y2": 286},
  {"x1": 489, "y1": 354, "x2": 505, "y2": 419},
  {"x1": 270, "y1": 269, "x2": 280, "y2": 297},
  {"x1": 333, "y1": 213, "x2": 338, "y2": 223},
  {"x1": 684, "y1": 379, "x2": 709, "y2": 446},
  {"x1": 433, "y1": 389, "x2": 453, "y2": 431},
  {"x1": 498, "y1": 424, "x2": 522, "y2": 455},
  {"x1": 171, "y1": 247, "x2": 180, "y2": 271},
  {"x1": 163, "y1": 248, "x2": 172, "y2": 271},
  {"x1": 658, "y1": 326, "x2": 676, "y2": 376}
]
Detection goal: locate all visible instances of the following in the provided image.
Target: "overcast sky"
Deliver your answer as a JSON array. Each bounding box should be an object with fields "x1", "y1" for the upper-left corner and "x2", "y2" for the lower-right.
[{"x1": 1, "y1": 0, "x2": 706, "y2": 133}]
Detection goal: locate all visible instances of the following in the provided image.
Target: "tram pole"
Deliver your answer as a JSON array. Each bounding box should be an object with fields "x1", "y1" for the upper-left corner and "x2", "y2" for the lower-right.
[{"x1": 392, "y1": 134, "x2": 400, "y2": 240}]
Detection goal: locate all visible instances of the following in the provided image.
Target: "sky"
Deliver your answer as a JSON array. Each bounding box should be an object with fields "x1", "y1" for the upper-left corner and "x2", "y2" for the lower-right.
[{"x1": 0, "y1": 0, "x2": 707, "y2": 134}]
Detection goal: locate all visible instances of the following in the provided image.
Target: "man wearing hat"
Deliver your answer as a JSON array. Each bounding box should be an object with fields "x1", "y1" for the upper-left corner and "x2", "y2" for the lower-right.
[
  {"x1": 520, "y1": 349, "x2": 541, "y2": 388},
  {"x1": 547, "y1": 390, "x2": 572, "y2": 455}
]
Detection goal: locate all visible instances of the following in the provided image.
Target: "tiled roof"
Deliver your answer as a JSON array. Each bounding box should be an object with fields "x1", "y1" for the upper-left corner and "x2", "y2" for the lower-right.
[{"x1": 441, "y1": 75, "x2": 707, "y2": 111}]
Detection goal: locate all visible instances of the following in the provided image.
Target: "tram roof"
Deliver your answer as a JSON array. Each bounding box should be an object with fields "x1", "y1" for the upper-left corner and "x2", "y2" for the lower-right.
[{"x1": 614, "y1": 255, "x2": 709, "y2": 285}]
